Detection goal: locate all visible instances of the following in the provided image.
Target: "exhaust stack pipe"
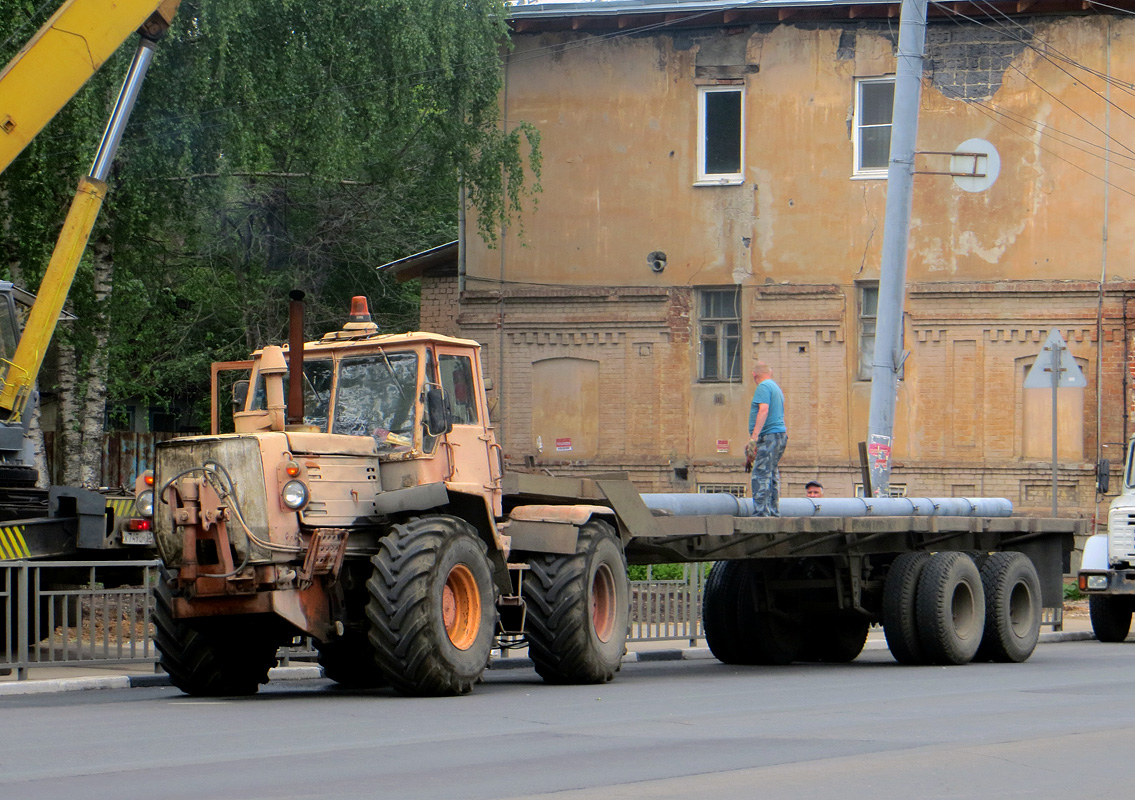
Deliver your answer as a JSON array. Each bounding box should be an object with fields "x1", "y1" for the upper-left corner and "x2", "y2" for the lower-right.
[{"x1": 287, "y1": 290, "x2": 305, "y2": 427}]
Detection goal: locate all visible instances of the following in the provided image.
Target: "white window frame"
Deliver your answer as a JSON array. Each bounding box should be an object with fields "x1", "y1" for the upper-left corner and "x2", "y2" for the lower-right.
[
  {"x1": 852, "y1": 76, "x2": 895, "y2": 178},
  {"x1": 696, "y1": 85, "x2": 744, "y2": 186}
]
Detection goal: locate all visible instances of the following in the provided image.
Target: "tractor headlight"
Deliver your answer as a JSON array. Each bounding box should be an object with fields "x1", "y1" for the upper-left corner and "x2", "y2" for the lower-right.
[
  {"x1": 1086, "y1": 574, "x2": 1109, "y2": 591},
  {"x1": 136, "y1": 490, "x2": 155, "y2": 518},
  {"x1": 281, "y1": 480, "x2": 309, "y2": 510}
]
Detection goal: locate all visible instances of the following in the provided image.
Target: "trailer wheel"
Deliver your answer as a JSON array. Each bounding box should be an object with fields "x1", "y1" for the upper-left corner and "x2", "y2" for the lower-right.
[
  {"x1": 523, "y1": 518, "x2": 629, "y2": 684},
  {"x1": 974, "y1": 552, "x2": 1042, "y2": 662},
  {"x1": 152, "y1": 570, "x2": 279, "y2": 696},
  {"x1": 882, "y1": 551, "x2": 931, "y2": 665},
  {"x1": 1089, "y1": 595, "x2": 1133, "y2": 643},
  {"x1": 316, "y1": 630, "x2": 388, "y2": 688},
  {"x1": 799, "y1": 612, "x2": 870, "y2": 662},
  {"x1": 366, "y1": 515, "x2": 496, "y2": 696},
  {"x1": 738, "y1": 596, "x2": 804, "y2": 665},
  {"x1": 702, "y1": 561, "x2": 749, "y2": 664},
  {"x1": 915, "y1": 551, "x2": 986, "y2": 665}
]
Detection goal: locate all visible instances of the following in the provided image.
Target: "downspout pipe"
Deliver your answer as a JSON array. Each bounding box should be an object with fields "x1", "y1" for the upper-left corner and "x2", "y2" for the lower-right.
[{"x1": 640, "y1": 494, "x2": 1014, "y2": 518}]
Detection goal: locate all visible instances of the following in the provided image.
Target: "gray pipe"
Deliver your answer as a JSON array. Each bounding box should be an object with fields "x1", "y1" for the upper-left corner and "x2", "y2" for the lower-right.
[{"x1": 640, "y1": 494, "x2": 1013, "y2": 518}]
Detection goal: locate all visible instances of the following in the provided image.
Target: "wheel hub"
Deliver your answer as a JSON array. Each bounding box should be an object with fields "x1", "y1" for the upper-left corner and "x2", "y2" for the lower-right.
[
  {"x1": 591, "y1": 563, "x2": 616, "y2": 643},
  {"x1": 442, "y1": 563, "x2": 481, "y2": 650}
]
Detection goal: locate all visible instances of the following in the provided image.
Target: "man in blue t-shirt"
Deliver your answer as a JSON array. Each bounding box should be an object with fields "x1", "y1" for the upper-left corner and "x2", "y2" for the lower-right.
[{"x1": 748, "y1": 361, "x2": 788, "y2": 516}]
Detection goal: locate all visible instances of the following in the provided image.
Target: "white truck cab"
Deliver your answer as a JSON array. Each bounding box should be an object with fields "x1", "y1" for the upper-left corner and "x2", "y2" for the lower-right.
[{"x1": 1078, "y1": 438, "x2": 1135, "y2": 641}]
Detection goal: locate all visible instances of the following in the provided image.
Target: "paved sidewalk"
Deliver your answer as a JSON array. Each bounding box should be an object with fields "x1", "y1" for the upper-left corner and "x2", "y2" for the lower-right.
[{"x1": 0, "y1": 616, "x2": 1100, "y2": 697}]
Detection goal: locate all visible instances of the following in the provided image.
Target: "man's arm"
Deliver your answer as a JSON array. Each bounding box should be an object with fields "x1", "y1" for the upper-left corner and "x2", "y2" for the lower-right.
[{"x1": 751, "y1": 403, "x2": 769, "y2": 440}]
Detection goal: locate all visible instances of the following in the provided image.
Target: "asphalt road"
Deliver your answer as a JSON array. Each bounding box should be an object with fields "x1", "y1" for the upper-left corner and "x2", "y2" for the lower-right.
[{"x1": 2, "y1": 640, "x2": 1133, "y2": 800}]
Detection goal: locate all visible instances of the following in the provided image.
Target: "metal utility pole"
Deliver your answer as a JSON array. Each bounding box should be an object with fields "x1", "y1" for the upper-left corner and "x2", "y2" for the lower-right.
[{"x1": 866, "y1": 0, "x2": 929, "y2": 497}]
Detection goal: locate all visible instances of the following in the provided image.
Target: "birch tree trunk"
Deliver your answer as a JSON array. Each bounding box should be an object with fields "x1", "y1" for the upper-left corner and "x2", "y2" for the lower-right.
[
  {"x1": 77, "y1": 238, "x2": 113, "y2": 488},
  {"x1": 57, "y1": 329, "x2": 81, "y2": 487}
]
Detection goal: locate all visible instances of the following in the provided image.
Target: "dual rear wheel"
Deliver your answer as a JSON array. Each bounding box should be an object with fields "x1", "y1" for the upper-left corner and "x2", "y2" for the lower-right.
[{"x1": 882, "y1": 550, "x2": 1042, "y2": 665}]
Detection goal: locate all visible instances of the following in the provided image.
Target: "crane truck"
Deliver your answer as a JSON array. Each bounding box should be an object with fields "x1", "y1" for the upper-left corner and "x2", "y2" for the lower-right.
[
  {"x1": 0, "y1": 1, "x2": 182, "y2": 650},
  {"x1": 135, "y1": 296, "x2": 1087, "y2": 696}
]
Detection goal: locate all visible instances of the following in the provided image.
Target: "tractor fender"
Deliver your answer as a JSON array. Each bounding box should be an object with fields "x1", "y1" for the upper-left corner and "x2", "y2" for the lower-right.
[{"x1": 503, "y1": 504, "x2": 614, "y2": 555}]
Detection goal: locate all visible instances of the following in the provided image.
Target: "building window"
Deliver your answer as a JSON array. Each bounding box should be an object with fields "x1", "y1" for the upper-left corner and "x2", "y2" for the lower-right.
[
  {"x1": 697, "y1": 86, "x2": 743, "y2": 184},
  {"x1": 698, "y1": 483, "x2": 747, "y2": 497},
  {"x1": 854, "y1": 77, "x2": 894, "y2": 176},
  {"x1": 855, "y1": 483, "x2": 907, "y2": 498},
  {"x1": 857, "y1": 283, "x2": 878, "y2": 380},
  {"x1": 699, "y1": 288, "x2": 741, "y2": 382}
]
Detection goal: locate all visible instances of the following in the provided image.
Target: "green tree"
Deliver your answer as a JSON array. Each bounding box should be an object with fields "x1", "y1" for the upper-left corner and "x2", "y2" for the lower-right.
[{"x1": 1, "y1": 0, "x2": 539, "y2": 476}]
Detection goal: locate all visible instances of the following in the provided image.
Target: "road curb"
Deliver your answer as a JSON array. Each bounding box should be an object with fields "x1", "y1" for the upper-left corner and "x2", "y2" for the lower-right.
[{"x1": 0, "y1": 630, "x2": 1103, "y2": 697}]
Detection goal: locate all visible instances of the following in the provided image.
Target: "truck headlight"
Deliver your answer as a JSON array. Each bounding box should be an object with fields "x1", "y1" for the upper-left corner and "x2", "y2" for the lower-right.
[
  {"x1": 137, "y1": 490, "x2": 154, "y2": 518},
  {"x1": 1086, "y1": 574, "x2": 1109, "y2": 590},
  {"x1": 281, "y1": 480, "x2": 308, "y2": 510}
]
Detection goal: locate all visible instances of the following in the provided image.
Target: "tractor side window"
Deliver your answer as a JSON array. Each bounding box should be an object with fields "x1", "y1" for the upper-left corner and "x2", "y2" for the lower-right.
[
  {"x1": 439, "y1": 354, "x2": 478, "y2": 425},
  {"x1": 249, "y1": 359, "x2": 333, "y2": 431},
  {"x1": 331, "y1": 352, "x2": 417, "y2": 452},
  {"x1": 422, "y1": 348, "x2": 440, "y2": 454}
]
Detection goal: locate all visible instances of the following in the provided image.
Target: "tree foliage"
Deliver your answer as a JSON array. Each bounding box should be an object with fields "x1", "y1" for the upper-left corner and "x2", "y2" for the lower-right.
[{"x1": 0, "y1": 0, "x2": 539, "y2": 435}]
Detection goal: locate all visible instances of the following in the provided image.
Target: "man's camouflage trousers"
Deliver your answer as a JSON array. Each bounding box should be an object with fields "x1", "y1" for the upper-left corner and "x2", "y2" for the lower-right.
[{"x1": 750, "y1": 432, "x2": 788, "y2": 517}]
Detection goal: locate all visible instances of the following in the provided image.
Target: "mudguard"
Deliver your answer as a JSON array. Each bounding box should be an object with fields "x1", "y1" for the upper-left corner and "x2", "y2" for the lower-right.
[{"x1": 1080, "y1": 533, "x2": 1110, "y2": 571}]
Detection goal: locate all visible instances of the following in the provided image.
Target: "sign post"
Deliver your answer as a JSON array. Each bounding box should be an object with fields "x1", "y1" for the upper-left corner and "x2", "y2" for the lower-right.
[{"x1": 1023, "y1": 329, "x2": 1087, "y2": 516}]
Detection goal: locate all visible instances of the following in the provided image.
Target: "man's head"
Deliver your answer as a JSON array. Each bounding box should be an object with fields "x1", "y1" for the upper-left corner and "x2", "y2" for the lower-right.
[
  {"x1": 752, "y1": 361, "x2": 772, "y2": 383},
  {"x1": 805, "y1": 480, "x2": 823, "y2": 498}
]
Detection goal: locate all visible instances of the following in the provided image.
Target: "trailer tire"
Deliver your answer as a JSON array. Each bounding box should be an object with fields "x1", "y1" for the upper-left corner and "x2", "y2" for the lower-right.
[
  {"x1": 882, "y1": 552, "x2": 931, "y2": 665},
  {"x1": 316, "y1": 630, "x2": 388, "y2": 688},
  {"x1": 800, "y1": 612, "x2": 870, "y2": 662},
  {"x1": 152, "y1": 570, "x2": 279, "y2": 696},
  {"x1": 915, "y1": 551, "x2": 985, "y2": 665},
  {"x1": 1089, "y1": 595, "x2": 1133, "y2": 643},
  {"x1": 974, "y1": 552, "x2": 1042, "y2": 663},
  {"x1": 702, "y1": 561, "x2": 749, "y2": 664},
  {"x1": 523, "y1": 519, "x2": 629, "y2": 684},
  {"x1": 366, "y1": 515, "x2": 496, "y2": 696}
]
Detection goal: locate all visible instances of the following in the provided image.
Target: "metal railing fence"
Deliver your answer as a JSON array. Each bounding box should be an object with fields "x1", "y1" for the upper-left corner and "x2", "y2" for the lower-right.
[{"x1": 1, "y1": 559, "x2": 162, "y2": 681}]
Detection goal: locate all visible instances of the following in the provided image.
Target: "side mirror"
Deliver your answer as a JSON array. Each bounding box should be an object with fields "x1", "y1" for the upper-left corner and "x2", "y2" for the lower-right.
[
  {"x1": 482, "y1": 377, "x2": 494, "y2": 391},
  {"x1": 425, "y1": 387, "x2": 453, "y2": 435},
  {"x1": 1097, "y1": 459, "x2": 1111, "y2": 495},
  {"x1": 232, "y1": 380, "x2": 249, "y2": 413}
]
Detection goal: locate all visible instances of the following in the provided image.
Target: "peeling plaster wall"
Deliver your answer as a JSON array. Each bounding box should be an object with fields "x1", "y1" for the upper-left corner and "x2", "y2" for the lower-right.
[{"x1": 455, "y1": 14, "x2": 1135, "y2": 512}]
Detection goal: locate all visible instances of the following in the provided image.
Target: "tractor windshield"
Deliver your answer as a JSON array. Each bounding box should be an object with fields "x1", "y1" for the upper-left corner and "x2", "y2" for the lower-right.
[
  {"x1": 250, "y1": 358, "x2": 334, "y2": 430},
  {"x1": 332, "y1": 351, "x2": 418, "y2": 452}
]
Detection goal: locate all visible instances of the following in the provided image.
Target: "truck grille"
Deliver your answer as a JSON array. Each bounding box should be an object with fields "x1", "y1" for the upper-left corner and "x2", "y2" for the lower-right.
[{"x1": 1108, "y1": 509, "x2": 1135, "y2": 561}]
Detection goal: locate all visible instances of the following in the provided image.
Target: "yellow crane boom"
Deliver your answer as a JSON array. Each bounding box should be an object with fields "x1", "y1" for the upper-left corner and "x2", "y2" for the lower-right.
[{"x1": 0, "y1": 0, "x2": 180, "y2": 422}]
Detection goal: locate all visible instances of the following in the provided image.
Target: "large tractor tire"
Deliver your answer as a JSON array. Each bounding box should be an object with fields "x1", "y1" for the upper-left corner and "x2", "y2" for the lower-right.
[
  {"x1": 316, "y1": 629, "x2": 387, "y2": 689},
  {"x1": 702, "y1": 561, "x2": 749, "y2": 664},
  {"x1": 523, "y1": 518, "x2": 629, "y2": 684},
  {"x1": 882, "y1": 551, "x2": 931, "y2": 665},
  {"x1": 152, "y1": 571, "x2": 280, "y2": 696},
  {"x1": 1089, "y1": 594, "x2": 1133, "y2": 643},
  {"x1": 915, "y1": 551, "x2": 985, "y2": 665},
  {"x1": 974, "y1": 551, "x2": 1042, "y2": 663},
  {"x1": 366, "y1": 515, "x2": 496, "y2": 696},
  {"x1": 799, "y1": 612, "x2": 870, "y2": 663}
]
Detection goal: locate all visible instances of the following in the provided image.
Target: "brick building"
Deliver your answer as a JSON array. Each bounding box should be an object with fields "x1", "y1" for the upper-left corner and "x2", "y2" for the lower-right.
[{"x1": 389, "y1": 0, "x2": 1135, "y2": 517}]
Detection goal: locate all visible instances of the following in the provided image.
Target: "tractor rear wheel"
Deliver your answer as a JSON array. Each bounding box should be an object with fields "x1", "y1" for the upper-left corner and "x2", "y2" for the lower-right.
[
  {"x1": 152, "y1": 570, "x2": 280, "y2": 696},
  {"x1": 366, "y1": 515, "x2": 496, "y2": 696},
  {"x1": 523, "y1": 519, "x2": 629, "y2": 684}
]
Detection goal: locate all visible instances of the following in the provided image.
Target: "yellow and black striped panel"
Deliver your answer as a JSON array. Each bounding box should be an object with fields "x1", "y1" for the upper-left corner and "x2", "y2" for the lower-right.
[
  {"x1": 106, "y1": 498, "x2": 136, "y2": 518},
  {"x1": 0, "y1": 526, "x2": 32, "y2": 559}
]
